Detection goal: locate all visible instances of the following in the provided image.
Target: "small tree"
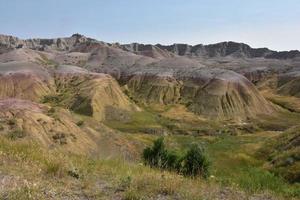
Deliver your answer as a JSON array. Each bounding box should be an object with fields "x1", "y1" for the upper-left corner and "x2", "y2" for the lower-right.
[{"x1": 181, "y1": 144, "x2": 210, "y2": 178}]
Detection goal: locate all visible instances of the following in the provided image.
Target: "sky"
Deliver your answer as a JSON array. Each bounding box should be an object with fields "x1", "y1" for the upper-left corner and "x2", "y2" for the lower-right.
[{"x1": 0, "y1": 0, "x2": 299, "y2": 51}]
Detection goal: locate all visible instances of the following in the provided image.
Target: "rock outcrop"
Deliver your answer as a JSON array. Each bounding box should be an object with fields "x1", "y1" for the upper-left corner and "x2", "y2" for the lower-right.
[
  {"x1": 0, "y1": 98, "x2": 139, "y2": 157},
  {"x1": 1, "y1": 33, "x2": 296, "y2": 122},
  {"x1": 126, "y1": 67, "x2": 274, "y2": 121},
  {"x1": 0, "y1": 98, "x2": 97, "y2": 154},
  {"x1": 0, "y1": 61, "x2": 54, "y2": 101},
  {"x1": 54, "y1": 65, "x2": 139, "y2": 121},
  {"x1": 278, "y1": 70, "x2": 300, "y2": 97},
  {"x1": 124, "y1": 41, "x2": 300, "y2": 59}
]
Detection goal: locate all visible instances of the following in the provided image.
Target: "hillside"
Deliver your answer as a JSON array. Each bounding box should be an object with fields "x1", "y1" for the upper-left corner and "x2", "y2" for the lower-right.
[{"x1": 0, "y1": 34, "x2": 299, "y2": 199}]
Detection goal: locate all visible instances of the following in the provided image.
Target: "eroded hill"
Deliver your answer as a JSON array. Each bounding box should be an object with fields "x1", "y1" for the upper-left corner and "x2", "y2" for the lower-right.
[{"x1": 0, "y1": 33, "x2": 300, "y2": 199}]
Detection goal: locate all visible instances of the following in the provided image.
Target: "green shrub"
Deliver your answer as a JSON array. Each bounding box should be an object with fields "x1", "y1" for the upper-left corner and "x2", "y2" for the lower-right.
[
  {"x1": 142, "y1": 138, "x2": 211, "y2": 178},
  {"x1": 142, "y1": 137, "x2": 168, "y2": 169},
  {"x1": 180, "y1": 144, "x2": 210, "y2": 178},
  {"x1": 165, "y1": 151, "x2": 180, "y2": 171}
]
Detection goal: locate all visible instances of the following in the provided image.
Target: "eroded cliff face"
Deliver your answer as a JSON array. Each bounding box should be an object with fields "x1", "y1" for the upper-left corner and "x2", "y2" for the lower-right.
[
  {"x1": 1, "y1": 33, "x2": 299, "y2": 124},
  {"x1": 0, "y1": 98, "x2": 97, "y2": 154},
  {"x1": 0, "y1": 98, "x2": 139, "y2": 157},
  {"x1": 126, "y1": 68, "x2": 274, "y2": 121},
  {"x1": 0, "y1": 61, "x2": 54, "y2": 101},
  {"x1": 124, "y1": 41, "x2": 300, "y2": 59},
  {"x1": 127, "y1": 74, "x2": 182, "y2": 104},
  {"x1": 0, "y1": 33, "x2": 93, "y2": 51},
  {"x1": 277, "y1": 71, "x2": 300, "y2": 98},
  {"x1": 0, "y1": 60, "x2": 139, "y2": 122},
  {"x1": 53, "y1": 65, "x2": 139, "y2": 121}
]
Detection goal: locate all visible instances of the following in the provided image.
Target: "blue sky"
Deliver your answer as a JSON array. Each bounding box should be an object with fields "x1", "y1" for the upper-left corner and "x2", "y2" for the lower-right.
[{"x1": 0, "y1": 0, "x2": 299, "y2": 50}]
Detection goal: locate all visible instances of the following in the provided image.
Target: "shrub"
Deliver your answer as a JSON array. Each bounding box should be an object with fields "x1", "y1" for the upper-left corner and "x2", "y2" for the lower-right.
[
  {"x1": 180, "y1": 144, "x2": 210, "y2": 178},
  {"x1": 142, "y1": 138, "x2": 211, "y2": 178},
  {"x1": 165, "y1": 151, "x2": 180, "y2": 171},
  {"x1": 142, "y1": 137, "x2": 168, "y2": 169}
]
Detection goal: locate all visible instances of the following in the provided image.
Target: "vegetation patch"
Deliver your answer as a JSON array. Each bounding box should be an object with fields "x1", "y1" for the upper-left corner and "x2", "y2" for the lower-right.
[
  {"x1": 52, "y1": 133, "x2": 67, "y2": 145},
  {"x1": 257, "y1": 126, "x2": 300, "y2": 183},
  {"x1": 6, "y1": 130, "x2": 26, "y2": 140},
  {"x1": 143, "y1": 137, "x2": 210, "y2": 178}
]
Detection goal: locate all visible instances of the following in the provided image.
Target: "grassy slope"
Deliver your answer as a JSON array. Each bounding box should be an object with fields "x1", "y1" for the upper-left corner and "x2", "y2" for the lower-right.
[
  {"x1": 168, "y1": 133, "x2": 299, "y2": 196},
  {"x1": 1, "y1": 92, "x2": 299, "y2": 199},
  {"x1": 103, "y1": 103, "x2": 300, "y2": 198},
  {"x1": 0, "y1": 136, "x2": 280, "y2": 200},
  {"x1": 257, "y1": 126, "x2": 300, "y2": 183}
]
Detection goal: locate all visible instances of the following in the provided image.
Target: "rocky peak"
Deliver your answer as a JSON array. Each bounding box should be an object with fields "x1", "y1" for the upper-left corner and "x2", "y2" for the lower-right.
[{"x1": 0, "y1": 33, "x2": 299, "y2": 59}]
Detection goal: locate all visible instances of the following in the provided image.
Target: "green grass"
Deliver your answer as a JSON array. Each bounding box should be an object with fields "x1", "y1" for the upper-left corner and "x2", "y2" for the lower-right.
[
  {"x1": 103, "y1": 104, "x2": 300, "y2": 198},
  {"x1": 254, "y1": 111, "x2": 300, "y2": 131},
  {"x1": 36, "y1": 53, "x2": 58, "y2": 67},
  {"x1": 104, "y1": 106, "x2": 222, "y2": 135},
  {"x1": 2, "y1": 134, "x2": 295, "y2": 199},
  {"x1": 104, "y1": 111, "x2": 163, "y2": 133},
  {"x1": 257, "y1": 126, "x2": 300, "y2": 184},
  {"x1": 165, "y1": 133, "x2": 300, "y2": 197},
  {"x1": 0, "y1": 110, "x2": 299, "y2": 199},
  {"x1": 266, "y1": 95, "x2": 300, "y2": 113},
  {"x1": 0, "y1": 136, "x2": 206, "y2": 199}
]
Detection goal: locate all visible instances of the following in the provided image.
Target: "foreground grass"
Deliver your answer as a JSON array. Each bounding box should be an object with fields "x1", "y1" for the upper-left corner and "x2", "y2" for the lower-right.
[
  {"x1": 0, "y1": 135, "x2": 294, "y2": 200},
  {"x1": 0, "y1": 136, "x2": 249, "y2": 199}
]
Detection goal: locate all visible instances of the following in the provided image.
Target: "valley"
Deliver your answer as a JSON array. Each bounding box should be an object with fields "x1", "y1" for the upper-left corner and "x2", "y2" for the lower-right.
[{"x1": 0, "y1": 34, "x2": 299, "y2": 199}]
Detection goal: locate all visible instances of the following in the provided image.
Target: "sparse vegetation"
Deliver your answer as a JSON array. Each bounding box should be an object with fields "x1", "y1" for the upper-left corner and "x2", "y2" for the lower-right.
[
  {"x1": 6, "y1": 130, "x2": 26, "y2": 140},
  {"x1": 143, "y1": 137, "x2": 211, "y2": 178},
  {"x1": 37, "y1": 52, "x2": 58, "y2": 66},
  {"x1": 7, "y1": 118, "x2": 17, "y2": 126},
  {"x1": 76, "y1": 120, "x2": 84, "y2": 126},
  {"x1": 41, "y1": 94, "x2": 60, "y2": 104},
  {"x1": 52, "y1": 133, "x2": 67, "y2": 145},
  {"x1": 257, "y1": 126, "x2": 300, "y2": 184},
  {"x1": 1, "y1": 32, "x2": 300, "y2": 200}
]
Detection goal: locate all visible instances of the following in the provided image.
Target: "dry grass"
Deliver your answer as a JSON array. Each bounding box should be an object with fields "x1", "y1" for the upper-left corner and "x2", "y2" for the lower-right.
[{"x1": 0, "y1": 135, "x2": 289, "y2": 200}]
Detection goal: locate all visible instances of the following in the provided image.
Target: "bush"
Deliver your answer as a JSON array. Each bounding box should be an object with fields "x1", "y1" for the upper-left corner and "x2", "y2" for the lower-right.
[
  {"x1": 180, "y1": 144, "x2": 210, "y2": 178},
  {"x1": 142, "y1": 138, "x2": 210, "y2": 178},
  {"x1": 142, "y1": 137, "x2": 168, "y2": 169}
]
